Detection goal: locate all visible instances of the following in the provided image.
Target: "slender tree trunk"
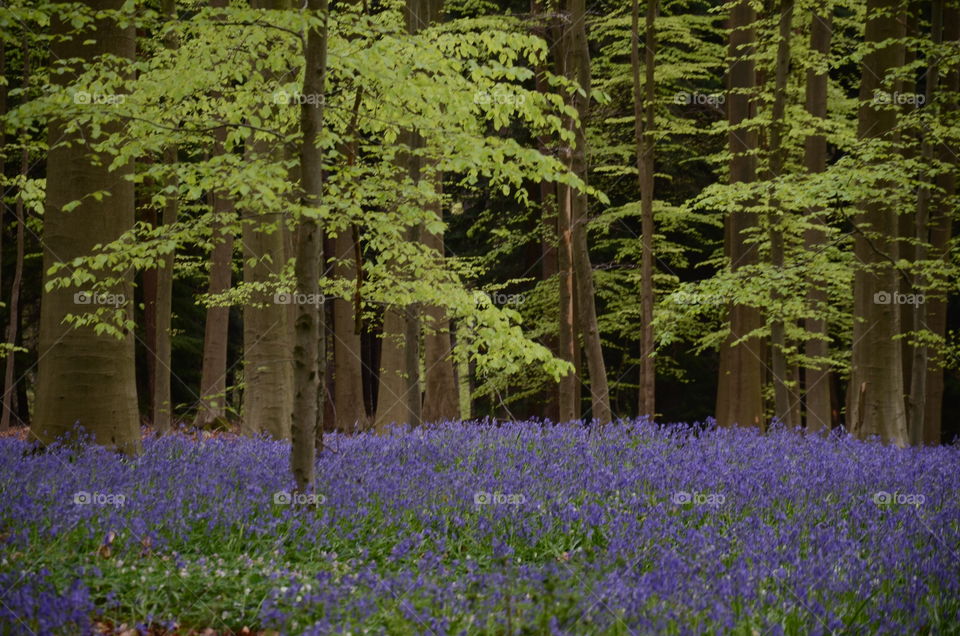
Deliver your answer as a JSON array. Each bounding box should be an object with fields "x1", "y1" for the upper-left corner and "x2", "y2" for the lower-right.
[
  {"x1": 802, "y1": 5, "x2": 832, "y2": 432},
  {"x1": 847, "y1": 0, "x2": 908, "y2": 445},
  {"x1": 907, "y1": 0, "x2": 942, "y2": 445},
  {"x1": 766, "y1": 0, "x2": 795, "y2": 428},
  {"x1": 532, "y1": 0, "x2": 560, "y2": 423},
  {"x1": 292, "y1": 0, "x2": 329, "y2": 491},
  {"x1": 33, "y1": 0, "x2": 141, "y2": 454},
  {"x1": 194, "y1": 144, "x2": 235, "y2": 428},
  {"x1": 562, "y1": 0, "x2": 611, "y2": 425},
  {"x1": 194, "y1": 0, "x2": 236, "y2": 428},
  {"x1": 1, "y1": 65, "x2": 27, "y2": 431},
  {"x1": 923, "y1": 1, "x2": 958, "y2": 444},
  {"x1": 716, "y1": 0, "x2": 764, "y2": 430},
  {"x1": 152, "y1": 0, "x2": 179, "y2": 434},
  {"x1": 631, "y1": 0, "x2": 656, "y2": 418}
]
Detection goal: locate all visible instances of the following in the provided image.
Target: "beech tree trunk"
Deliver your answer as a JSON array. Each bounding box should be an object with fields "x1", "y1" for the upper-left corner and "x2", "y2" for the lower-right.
[
  {"x1": 194, "y1": 139, "x2": 235, "y2": 428},
  {"x1": 152, "y1": 0, "x2": 179, "y2": 433},
  {"x1": 766, "y1": 0, "x2": 795, "y2": 428},
  {"x1": 716, "y1": 0, "x2": 764, "y2": 430},
  {"x1": 631, "y1": 0, "x2": 656, "y2": 418},
  {"x1": 1, "y1": 81, "x2": 27, "y2": 432},
  {"x1": 331, "y1": 224, "x2": 367, "y2": 432},
  {"x1": 421, "y1": 212, "x2": 459, "y2": 424},
  {"x1": 33, "y1": 0, "x2": 141, "y2": 454},
  {"x1": 292, "y1": 0, "x2": 329, "y2": 491},
  {"x1": 240, "y1": 0, "x2": 295, "y2": 440},
  {"x1": 847, "y1": 0, "x2": 908, "y2": 445},
  {"x1": 922, "y1": 1, "x2": 957, "y2": 444},
  {"x1": 802, "y1": 5, "x2": 832, "y2": 432},
  {"x1": 562, "y1": 0, "x2": 611, "y2": 425}
]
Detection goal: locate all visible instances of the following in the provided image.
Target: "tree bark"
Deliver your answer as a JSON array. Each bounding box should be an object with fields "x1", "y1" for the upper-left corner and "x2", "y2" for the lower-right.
[
  {"x1": 847, "y1": 0, "x2": 908, "y2": 445},
  {"x1": 194, "y1": 139, "x2": 235, "y2": 428},
  {"x1": 240, "y1": 0, "x2": 295, "y2": 440},
  {"x1": 766, "y1": 0, "x2": 795, "y2": 428},
  {"x1": 923, "y1": 1, "x2": 958, "y2": 444},
  {"x1": 1, "y1": 53, "x2": 27, "y2": 431},
  {"x1": 33, "y1": 0, "x2": 141, "y2": 454},
  {"x1": 716, "y1": 0, "x2": 764, "y2": 430},
  {"x1": 292, "y1": 0, "x2": 329, "y2": 491},
  {"x1": 331, "y1": 223, "x2": 368, "y2": 432},
  {"x1": 421, "y1": 216, "x2": 459, "y2": 424},
  {"x1": 151, "y1": 0, "x2": 180, "y2": 434},
  {"x1": 562, "y1": 0, "x2": 611, "y2": 425},
  {"x1": 631, "y1": 0, "x2": 657, "y2": 418},
  {"x1": 802, "y1": 5, "x2": 832, "y2": 432},
  {"x1": 194, "y1": 0, "x2": 236, "y2": 429}
]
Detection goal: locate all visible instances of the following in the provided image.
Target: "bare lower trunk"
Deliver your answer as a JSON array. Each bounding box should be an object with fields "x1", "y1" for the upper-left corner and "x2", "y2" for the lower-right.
[
  {"x1": 847, "y1": 0, "x2": 908, "y2": 445},
  {"x1": 631, "y1": 0, "x2": 656, "y2": 418},
  {"x1": 922, "y1": 2, "x2": 958, "y2": 444},
  {"x1": 1, "y1": 122, "x2": 27, "y2": 431},
  {"x1": 421, "y1": 223, "x2": 459, "y2": 424},
  {"x1": 802, "y1": 6, "x2": 832, "y2": 432},
  {"x1": 563, "y1": 0, "x2": 610, "y2": 425},
  {"x1": 195, "y1": 180, "x2": 235, "y2": 428},
  {"x1": 375, "y1": 308, "x2": 412, "y2": 432},
  {"x1": 766, "y1": 0, "x2": 795, "y2": 428},
  {"x1": 33, "y1": 0, "x2": 140, "y2": 454},
  {"x1": 332, "y1": 226, "x2": 367, "y2": 432},
  {"x1": 716, "y1": 0, "x2": 763, "y2": 430}
]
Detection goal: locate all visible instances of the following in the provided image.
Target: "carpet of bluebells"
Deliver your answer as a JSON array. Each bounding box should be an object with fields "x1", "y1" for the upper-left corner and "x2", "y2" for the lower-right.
[{"x1": 1, "y1": 420, "x2": 958, "y2": 635}]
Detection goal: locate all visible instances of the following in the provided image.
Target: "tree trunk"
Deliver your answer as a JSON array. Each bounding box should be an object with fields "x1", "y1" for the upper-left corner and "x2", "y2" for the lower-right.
[
  {"x1": 906, "y1": 0, "x2": 942, "y2": 445},
  {"x1": 374, "y1": 307, "x2": 412, "y2": 432},
  {"x1": 1, "y1": 74, "x2": 27, "y2": 432},
  {"x1": 563, "y1": 0, "x2": 611, "y2": 425},
  {"x1": 631, "y1": 0, "x2": 656, "y2": 418},
  {"x1": 847, "y1": 0, "x2": 908, "y2": 445},
  {"x1": 802, "y1": 5, "x2": 832, "y2": 432},
  {"x1": 331, "y1": 224, "x2": 367, "y2": 432},
  {"x1": 194, "y1": 145, "x2": 235, "y2": 428},
  {"x1": 923, "y1": 1, "x2": 958, "y2": 444},
  {"x1": 33, "y1": 0, "x2": 141, "y2": 454},
  {"x1": 421, "y1": 216, "x2": 459, "y2": 424},
  {"x1": 766, "y1": 0, "x2": 795, "y2": 428},
  {"x1": 716, "y1": 0, "x2": 764, "y2": 430},
  {"x1": 239, "y1": 0, "x2": 295, "y2": 440},
  {"x1": 292, "y1": 0, "x2": 329, "y2": 491}
]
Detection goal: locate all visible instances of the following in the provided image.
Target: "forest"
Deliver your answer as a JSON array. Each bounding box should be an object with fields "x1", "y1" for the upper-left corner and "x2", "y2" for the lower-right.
[{"x1": 0, "y1": 0, "x2": 959, "y2": 633}]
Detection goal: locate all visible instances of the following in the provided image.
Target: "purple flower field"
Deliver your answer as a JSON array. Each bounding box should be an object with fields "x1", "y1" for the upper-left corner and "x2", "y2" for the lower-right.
[{"x1": 1, "y1": 421, "x2": 958, "y2": 635}]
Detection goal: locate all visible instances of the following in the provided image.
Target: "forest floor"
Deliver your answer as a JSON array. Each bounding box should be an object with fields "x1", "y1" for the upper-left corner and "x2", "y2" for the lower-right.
[{"x1": 1, "y1": 421, "x2": 958, "y2": 634}]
